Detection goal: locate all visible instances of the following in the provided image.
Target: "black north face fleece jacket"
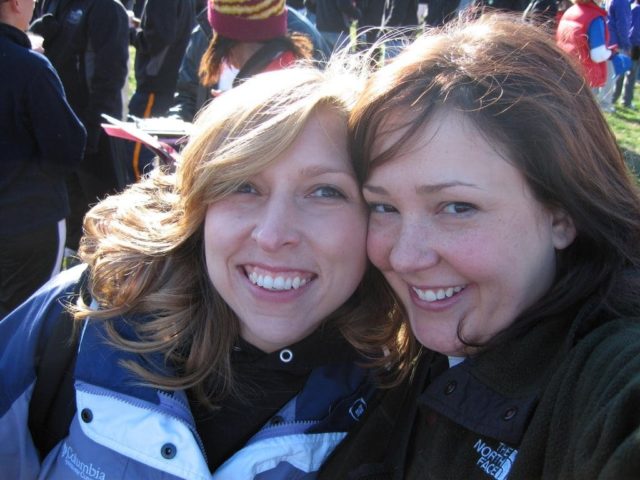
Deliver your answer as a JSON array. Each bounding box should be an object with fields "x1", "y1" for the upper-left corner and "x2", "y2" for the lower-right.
[{"x1": 319, "y1": 298, "x2": 640, "y2": 480}]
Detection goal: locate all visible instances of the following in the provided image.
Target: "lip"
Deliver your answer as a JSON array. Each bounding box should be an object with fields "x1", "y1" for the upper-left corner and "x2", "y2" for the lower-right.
[
  {"x1": 244, "y1": 263, "x2": 316, "y2": 276},
  {"x1": 408, "y1": 283, "x2": 467, "y2": 312}
]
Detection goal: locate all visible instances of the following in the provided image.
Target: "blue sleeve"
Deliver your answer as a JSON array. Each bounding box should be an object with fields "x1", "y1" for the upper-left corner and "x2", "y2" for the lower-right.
[
  {"x1": 0, "y1": 266, "x2": 86, "y2": 417},
  {"x1": 0, "y1": 266, "x2": 86, "y2": 479},
  {"x1": 612, "y1": 0, "x2": 632, "y2": 50},
  {"x1": 588, "y1": 16, "x2": 607, "y2": 50}
]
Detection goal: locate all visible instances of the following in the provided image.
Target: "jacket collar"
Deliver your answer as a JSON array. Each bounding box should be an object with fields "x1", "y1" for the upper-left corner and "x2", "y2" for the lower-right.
[
  {"x1": 231, "y1": 323, "x2": 359, "y2": 374},
  {"x1": 75, "y1": 316, "x2": 359, "y2": 405},
  {"x1": 0, "y1": 23, "x2": 30, "y2": 48},
  {"x1": 418, "y1": 299, "x2": 602, "y2": 445}
]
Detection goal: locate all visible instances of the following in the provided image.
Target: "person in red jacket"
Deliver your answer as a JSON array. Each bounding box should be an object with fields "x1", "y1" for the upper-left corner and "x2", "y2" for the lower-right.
[
  {"x1": 557, "y1": 0, "x2": 630, "y2": 109},
  {"x1": 557, "y1": 0, "x2": 611, "y2": 88}
]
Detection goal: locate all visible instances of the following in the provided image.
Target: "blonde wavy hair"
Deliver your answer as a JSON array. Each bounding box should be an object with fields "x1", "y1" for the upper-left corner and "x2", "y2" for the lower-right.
[{"x1": 77, "y1": 64, "x2": 410, "y2": 406}]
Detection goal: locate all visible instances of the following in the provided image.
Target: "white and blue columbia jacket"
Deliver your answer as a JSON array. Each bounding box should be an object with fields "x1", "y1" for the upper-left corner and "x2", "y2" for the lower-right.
[{"x1": 0, "y1": 266, "x2": 375, "y2": 479}]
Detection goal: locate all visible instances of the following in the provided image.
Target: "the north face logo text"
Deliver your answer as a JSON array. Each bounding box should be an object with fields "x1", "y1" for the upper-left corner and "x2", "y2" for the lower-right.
[{"x1": 473, "y1": 439, "x2": 518, "y2": 480}]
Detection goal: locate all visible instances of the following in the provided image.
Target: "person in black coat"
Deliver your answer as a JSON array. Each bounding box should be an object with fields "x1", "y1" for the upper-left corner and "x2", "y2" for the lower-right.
[
  {"x1": 128, "y1": 0, "x2": 195, "y2": 118},
  {"x1": 30, "y1": 0, "x2": 129, "y2": 250}
]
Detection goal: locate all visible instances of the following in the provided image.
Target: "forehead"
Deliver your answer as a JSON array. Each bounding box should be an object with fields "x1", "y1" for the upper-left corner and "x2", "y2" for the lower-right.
[
  {"x1": 267, "y1": 108, "x2": 353, "y2": 174},
  {"x1": 372, "y1": 108, "x2": 501, "y2": 162},
  {"x1": 368, "y1": 110, "x2": 526, "y2": 191}
]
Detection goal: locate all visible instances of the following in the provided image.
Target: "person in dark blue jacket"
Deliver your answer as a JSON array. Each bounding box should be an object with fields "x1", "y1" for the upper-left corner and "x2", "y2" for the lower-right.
[
  {"x1": 613, "y1": 0, "x2": 640, "y2": 108},
  {"x1": 598, "y1": 0, "x2": 632, "y2": 111},
  {"x1": 0, "y1": 0, "x2": 86, "y2": 318}
]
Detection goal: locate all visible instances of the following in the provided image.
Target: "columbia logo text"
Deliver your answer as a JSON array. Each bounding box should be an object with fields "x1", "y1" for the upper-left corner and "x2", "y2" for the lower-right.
[{"x1": 61, "y1": 442, "x2": 107, "y2": 480}]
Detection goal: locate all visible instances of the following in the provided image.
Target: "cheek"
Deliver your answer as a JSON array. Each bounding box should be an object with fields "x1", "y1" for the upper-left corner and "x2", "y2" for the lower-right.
[
  {"x1": 202, "y1": 207, "x2": 241, "y2": 270},
  {"x1": 340, "y1": 247, "x2": 368, "y2": 291},
  {"x1": 333, "y1": 213, "x2": 368, "y2": 269},
  {"x1": 451, "y1": 239, "x2": 513, "y2": 288},
  {"x1": 366, "y1": 226, "x2": 394, "y2": 271},
  {"x1": 202, "y1": 211, "x2": 222, "y2": 278}
]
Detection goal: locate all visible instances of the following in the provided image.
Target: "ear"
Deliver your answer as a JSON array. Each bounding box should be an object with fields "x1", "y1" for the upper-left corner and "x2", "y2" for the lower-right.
[
  {"x1": 550, "y1": 208, "x2": 576, "y2": 250},
  {"x1": 9, "y1": 0, "x2": 23, "y2": 15}
]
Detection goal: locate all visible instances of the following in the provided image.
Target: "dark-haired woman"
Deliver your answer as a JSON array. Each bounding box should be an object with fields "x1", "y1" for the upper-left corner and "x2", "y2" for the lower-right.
[{"x1": 321, "y1": 13, "x2": 640, "y2": 479}]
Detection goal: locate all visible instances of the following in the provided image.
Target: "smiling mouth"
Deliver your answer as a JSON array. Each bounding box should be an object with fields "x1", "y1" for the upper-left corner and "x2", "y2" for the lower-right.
[
  {"x1": 412, "y1": 285, "x2": 466, "y2": 303},
  {"x1": 244, "y1": 266, "x2": 315, "y2": 291}
]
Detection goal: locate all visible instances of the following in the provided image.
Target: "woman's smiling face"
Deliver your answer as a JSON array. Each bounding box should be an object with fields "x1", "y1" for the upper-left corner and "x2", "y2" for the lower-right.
[
  {"x1": 203, "y1": 108, "x2": 368, "y2": 353},
  {"x1": 363, "y1": 110, "x2": 575, "y2": 356}
]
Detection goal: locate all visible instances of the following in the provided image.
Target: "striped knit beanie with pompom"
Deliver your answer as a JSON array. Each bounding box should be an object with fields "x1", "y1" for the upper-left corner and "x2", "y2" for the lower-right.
[{"x1": 207, "y1": 0, "x2": 288, "y2": 42}]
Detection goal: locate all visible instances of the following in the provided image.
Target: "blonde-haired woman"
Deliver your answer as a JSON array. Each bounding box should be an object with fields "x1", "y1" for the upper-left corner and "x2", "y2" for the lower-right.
[{"x1": 0, "y1": 65, "x2": 408, "y2": 479}]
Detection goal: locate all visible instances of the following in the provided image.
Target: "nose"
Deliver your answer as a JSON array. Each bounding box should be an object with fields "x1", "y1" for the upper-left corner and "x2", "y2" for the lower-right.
[
  {"x1": 388, "y1": 220, "x2": 439, "y2": 274},
  {"x1": 251, "y1": 196, "x2": 301, "y2": 252}
]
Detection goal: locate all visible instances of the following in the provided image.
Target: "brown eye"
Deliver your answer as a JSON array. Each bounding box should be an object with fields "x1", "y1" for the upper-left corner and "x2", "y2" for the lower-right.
[
  {"x1": 442, "y1": 202, "x2": 475, "y2": 215},
  {"x1": 368, "y1": 203, "x2": 397, "y2": 214}
]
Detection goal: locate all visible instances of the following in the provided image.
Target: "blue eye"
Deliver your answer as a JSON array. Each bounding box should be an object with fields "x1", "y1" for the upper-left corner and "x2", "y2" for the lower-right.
[
  {"x1": 442, "y1": 202, "x2": 475, "y2": 214},
  {"x1": 368, "y1": 203, "x2": 397, "y2": 214},
  {"x1": 309, "y1": 186, "x2": 346, "y2": 199},
  {"x1": 235, "y1": 182, "x2": 257, "y2": 194}
]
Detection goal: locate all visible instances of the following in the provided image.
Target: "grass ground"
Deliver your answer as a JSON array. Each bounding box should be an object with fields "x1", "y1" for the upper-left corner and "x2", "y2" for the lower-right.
[{"x1": 604, "y1": 83, "x2": 640, "y2": 176}]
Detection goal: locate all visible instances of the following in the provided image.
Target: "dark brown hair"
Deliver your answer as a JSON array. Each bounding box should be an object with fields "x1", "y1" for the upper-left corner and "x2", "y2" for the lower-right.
[{"x1": 350, "y1": 13, "x2": 640, "y2": 346}]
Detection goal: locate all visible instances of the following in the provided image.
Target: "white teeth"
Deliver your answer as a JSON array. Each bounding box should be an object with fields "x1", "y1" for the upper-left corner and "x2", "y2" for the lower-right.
[
  {"x1": 413, "y1": 285, "x2": 465, "y2": 303},
  {"x1": 262, "y1": 276, "x2": 274, "y2": 289},
  {"x1": 248, "y1": 271, "x2": 309, "y2": 291}
]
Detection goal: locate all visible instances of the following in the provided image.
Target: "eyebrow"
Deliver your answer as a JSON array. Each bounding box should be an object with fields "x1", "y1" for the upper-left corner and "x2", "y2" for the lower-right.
[
  {"x1": 363, "y1": 181, "x2": 479, "y2": 195},
  {"x1": 299, "y1": 165, "x2": 353, "y2": 177}
]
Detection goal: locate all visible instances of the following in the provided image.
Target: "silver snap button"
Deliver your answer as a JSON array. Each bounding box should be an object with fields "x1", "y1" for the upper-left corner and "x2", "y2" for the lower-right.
[
  {"x1": 503, "y1": 407, "x2": 518, "y2": 421},
  {"x1": 444, "y1": 381, "x2": 457, "y2": 395},
  {"x1": 279, "y1": 349, "x2": 293, "y2": 363},
  {"x1": 80, "y1": 408, "x2": 93, "y2": 423},
  {"x1": 161, "y1": 443, "x2": 177, "y2": 459}
]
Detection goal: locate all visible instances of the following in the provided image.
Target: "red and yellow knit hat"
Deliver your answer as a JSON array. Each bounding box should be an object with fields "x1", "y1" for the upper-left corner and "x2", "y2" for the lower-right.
[{"x1": 208, "y1": 0, "x2": 288, "y2": 42}]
